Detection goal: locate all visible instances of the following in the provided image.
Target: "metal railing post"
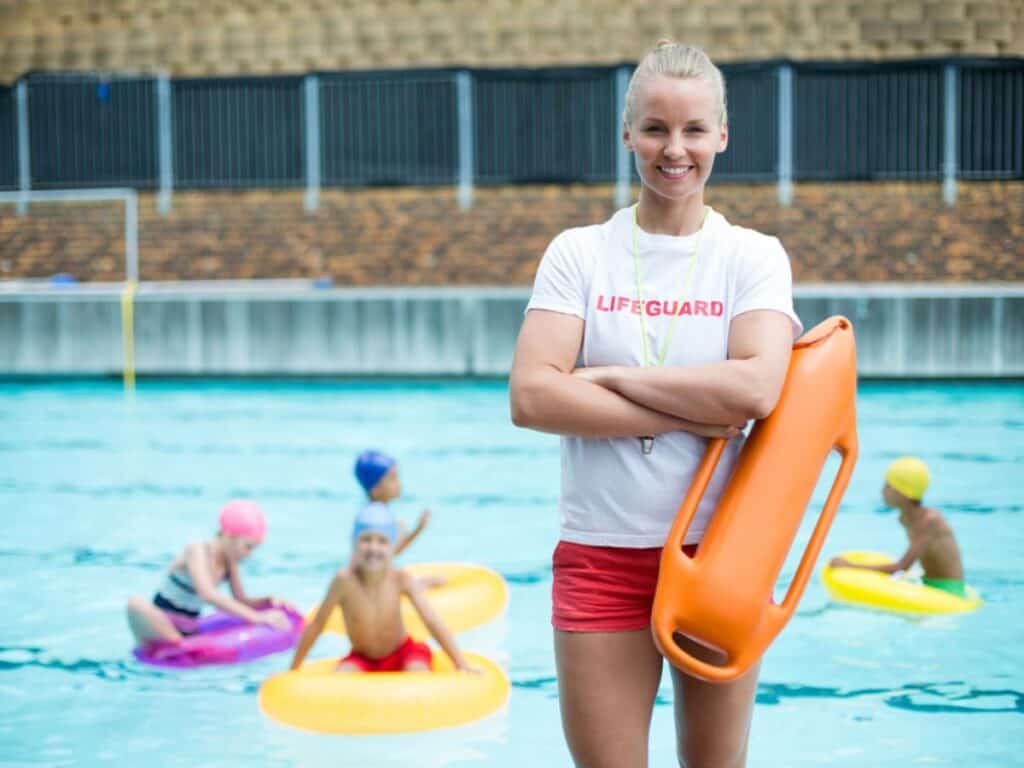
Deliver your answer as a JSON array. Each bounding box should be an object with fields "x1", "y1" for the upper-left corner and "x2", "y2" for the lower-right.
[
  {"x1": 304, "y1": 75, "x2": 321, "y2": 212},
  {"x1": 456, "y1": 70, "x2": 474, "y2": 210},
  {"x1": 156, "y1": 74, "x2": 174, "y2": 214},
  {"x1": 777, "y1": 63, "x2": 794, "y2": 207},
  {"x1": 943, "y1": 63, "x2": 958, "y2": 207},
  {"x1": 15, "y1": 80, "x2": 30, "y2": 215}
]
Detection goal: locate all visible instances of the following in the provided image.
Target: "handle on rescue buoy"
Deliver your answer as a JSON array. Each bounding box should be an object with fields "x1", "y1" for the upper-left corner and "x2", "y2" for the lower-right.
[{"x1": 653, "y1": 316, "x2": 859, "y2": 683}]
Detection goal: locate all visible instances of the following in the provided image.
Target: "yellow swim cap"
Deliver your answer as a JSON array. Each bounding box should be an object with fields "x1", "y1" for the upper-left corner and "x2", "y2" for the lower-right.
[{"x1": 885, "y1": 456, "x2": 930, "y2": 501}]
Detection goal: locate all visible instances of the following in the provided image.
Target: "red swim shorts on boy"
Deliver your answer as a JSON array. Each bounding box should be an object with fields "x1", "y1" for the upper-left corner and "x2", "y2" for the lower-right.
[{"x1": 338, "y1": 636, "x2": 433, "y2": 672}]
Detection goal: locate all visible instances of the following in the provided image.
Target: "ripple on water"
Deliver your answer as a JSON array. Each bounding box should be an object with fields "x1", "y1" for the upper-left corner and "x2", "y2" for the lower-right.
[{"x1": 756, "y1": 680, "x2": 1024, "y2": 713}]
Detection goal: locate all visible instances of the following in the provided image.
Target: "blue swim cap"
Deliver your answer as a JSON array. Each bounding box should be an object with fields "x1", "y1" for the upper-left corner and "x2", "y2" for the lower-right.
[
  {"x1": 352, "y1": 502, "x2": 398, "y2": 544},
  {"x1": 354, "y1": 450, "x2": 396, "y2": 494}
]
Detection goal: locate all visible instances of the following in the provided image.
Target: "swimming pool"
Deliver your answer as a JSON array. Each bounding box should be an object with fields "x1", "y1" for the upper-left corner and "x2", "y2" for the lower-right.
[{"x1": 1, "y1": 380, "x2": 1021, "y2": 767}]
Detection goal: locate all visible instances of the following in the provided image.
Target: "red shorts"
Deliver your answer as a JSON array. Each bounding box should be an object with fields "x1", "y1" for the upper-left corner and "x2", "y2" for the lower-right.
[
  {"x1": 339, "y1": 636, "x2": 433, "y2": 672},
  {"x1": 552, "y1": 540, "x2": 698, "y2": 632}
]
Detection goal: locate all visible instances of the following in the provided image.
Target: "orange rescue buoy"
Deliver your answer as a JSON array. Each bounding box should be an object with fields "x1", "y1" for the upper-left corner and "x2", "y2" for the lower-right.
[{"x1": 652, "y1": 316, "x2": 858, "y2": 683}]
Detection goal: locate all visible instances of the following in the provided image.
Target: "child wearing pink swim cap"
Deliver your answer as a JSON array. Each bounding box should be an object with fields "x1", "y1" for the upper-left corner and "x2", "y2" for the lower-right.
[{"x1": 125, "y1": 499, "x2": 295, "y2": 647}]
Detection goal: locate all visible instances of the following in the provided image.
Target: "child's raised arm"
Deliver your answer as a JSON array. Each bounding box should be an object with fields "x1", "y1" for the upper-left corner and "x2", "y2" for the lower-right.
[
  {"x1": 401, "y1": 570, "x2": 473, "y2": 672},
  {"x1": 289, "y1": 572, "x2": 346, "y2": 671},
  {"x1": 394, "y1": 510, "x2": 431, "y2": 557}
]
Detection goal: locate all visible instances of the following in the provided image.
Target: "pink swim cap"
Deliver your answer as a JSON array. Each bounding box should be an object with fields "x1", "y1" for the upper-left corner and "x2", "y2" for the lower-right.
[{"x1": 218, "y1": 499, "x2": 267, "y2": 542}]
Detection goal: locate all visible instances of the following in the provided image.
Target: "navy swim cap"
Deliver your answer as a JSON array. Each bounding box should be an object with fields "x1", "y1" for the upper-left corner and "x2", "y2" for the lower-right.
[
  {"x1": 354, "y1": 450, "x2": 396, "y2": 494},
  {"x1": 352, "y1": 502, "x2": 398, "y2": 544}
]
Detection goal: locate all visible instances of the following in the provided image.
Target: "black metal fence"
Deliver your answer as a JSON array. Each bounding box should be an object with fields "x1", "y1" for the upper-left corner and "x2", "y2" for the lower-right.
[
  {"x1": 959, "y1": 62, "x2": 1024, "y2": 179},
  {"x1": 0, "y1": 86, "x2": 17, "y2": 190},
  {"x1": 321, "y1": 71, "x2": 458, "y2": 187},
  {"x1": 1, "y1": 58, "x2": 1021, "y2": 194},
  {"x1": 25, "y1": 75, "x2": 158, "y2": 189},
  {"x1": 716, "y1": 63, "x2": 780, "y2": 180},
  {"x1": 474, "y1": 68, "x2": 617, "y2": 184},
  {"x1": 793, "y1": 63, "x2": 944, "y2": 180},
  {"x1": 172, "y1": 76, "x2": 304, "y2": 188}
]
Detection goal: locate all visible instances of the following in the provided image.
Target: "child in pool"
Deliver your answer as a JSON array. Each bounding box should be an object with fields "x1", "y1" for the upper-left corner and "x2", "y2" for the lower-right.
[
  {"x1": 125, "y1": 500, "x2": 292, "y2": 644},
  {"x1": 355, "y1": 449, "x2": 446, "y2": 589},
  {"x1": 289, "y1": 502, "x2": 473, "y2": 672},
  {"x1": 830, "y1": 456, "x2": 967, "y2": 597},
  {"x1": 354, "y1": 449, "x2": 431, "y2": 556}
]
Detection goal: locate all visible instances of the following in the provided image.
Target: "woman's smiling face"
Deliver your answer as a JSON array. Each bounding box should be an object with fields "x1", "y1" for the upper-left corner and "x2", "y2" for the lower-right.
[{"x1": 624, "y1": 73, "x2": 728, "y2": 205}]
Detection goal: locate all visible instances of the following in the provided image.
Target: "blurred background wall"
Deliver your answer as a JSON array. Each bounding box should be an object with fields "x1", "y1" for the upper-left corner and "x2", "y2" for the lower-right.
[
  {"x1": 1, "y1": 0, "x2": 1022, "y2": 285},
  {"x1": 3, "y1": 0, "x2": 1021, "y2": 76}
]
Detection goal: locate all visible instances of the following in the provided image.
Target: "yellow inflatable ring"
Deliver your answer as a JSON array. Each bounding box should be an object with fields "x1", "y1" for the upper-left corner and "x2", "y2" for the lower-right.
[
  {"x1": 259, "y1": 651, "x2": 509, "y2": 734},
  {"x1": 822, "y1": 551, "x2": 982, "y2": 615},
  {"x1": 309, "y1": 562, "x2": 508, "y2": 639}
]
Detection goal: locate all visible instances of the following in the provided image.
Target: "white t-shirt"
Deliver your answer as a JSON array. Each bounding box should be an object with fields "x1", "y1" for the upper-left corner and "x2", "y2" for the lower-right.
[{"x1": 527, "y1": 205, "x2": 803, "y2": 548}]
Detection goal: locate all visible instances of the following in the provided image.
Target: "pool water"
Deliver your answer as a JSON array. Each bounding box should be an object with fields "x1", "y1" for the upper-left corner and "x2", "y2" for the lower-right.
[{"x1": 0, "y1": 380, "x2": 1021, "y2": 767}]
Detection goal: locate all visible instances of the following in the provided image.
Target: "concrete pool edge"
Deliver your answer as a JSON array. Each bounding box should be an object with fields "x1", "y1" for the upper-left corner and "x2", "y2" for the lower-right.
[{"x1": 2, "y1": 282, "x2": 1022, "y2": 378}]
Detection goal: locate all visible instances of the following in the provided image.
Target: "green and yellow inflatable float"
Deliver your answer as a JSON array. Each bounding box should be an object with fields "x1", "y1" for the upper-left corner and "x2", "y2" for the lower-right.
[{"x1": 822, "y1": 551, "x2": 982, "y2": 615}]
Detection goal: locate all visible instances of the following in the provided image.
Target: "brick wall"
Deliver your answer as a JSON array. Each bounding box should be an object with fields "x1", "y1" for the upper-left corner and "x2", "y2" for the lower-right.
[
  {"x1": 3, "y1": 0, "x2": 1023, "y2": 83},
  {"x1": 2, "y1": 182, "x2": 1021, "y2": 284}
]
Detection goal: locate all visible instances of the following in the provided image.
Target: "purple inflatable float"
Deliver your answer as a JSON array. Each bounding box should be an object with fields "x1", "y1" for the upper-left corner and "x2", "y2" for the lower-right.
[{"x1": 134, "y1": 607, "x2": 304, "y2": 669}]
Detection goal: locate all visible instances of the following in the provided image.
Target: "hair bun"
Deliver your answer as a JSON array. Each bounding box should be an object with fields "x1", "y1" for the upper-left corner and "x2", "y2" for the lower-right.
[{"x1": 656, "y1": 39, "x2": 674, "y2": 49}]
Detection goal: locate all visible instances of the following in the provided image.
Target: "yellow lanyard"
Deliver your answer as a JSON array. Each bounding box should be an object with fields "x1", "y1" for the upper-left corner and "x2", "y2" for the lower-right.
[{"x1": 631, "y1": 204, "x2": 709, "y2": 368}]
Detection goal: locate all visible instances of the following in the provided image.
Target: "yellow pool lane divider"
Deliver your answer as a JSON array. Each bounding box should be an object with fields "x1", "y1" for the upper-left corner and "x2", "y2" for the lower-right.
[{"x1": 120, "y1": 279, "x2": 137, "y2": 391}]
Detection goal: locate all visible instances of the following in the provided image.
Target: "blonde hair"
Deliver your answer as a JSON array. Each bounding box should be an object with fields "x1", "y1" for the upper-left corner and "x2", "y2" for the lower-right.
[{"x1": 623, "y1": 40, "x2": 728, "y2": 128}]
